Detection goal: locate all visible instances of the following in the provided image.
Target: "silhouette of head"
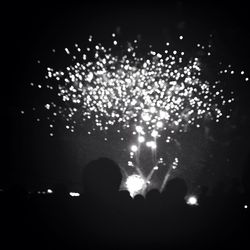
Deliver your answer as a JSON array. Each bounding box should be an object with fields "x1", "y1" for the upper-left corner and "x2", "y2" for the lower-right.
[
  {"x1": 145, "y1": 188, "x2": 161, "y2": 202},
  {"x1": 82, "y1": 157, "x2": 122, "y2": 197}
]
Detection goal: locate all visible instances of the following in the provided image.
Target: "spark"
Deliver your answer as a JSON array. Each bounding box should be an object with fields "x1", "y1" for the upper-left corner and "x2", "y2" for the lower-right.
[
  {"x1": 186, "y1": 195, "x2": 198, "y2": 206},
  {"x1": 125, "y1": 174, "x2": 146, "y2": 197},
  {"x1": 131, "y1": 145, "x2": 138, "y2": 152},
  {"x1": 69, "y1": 192, "x2": 80, "y2": 197}
]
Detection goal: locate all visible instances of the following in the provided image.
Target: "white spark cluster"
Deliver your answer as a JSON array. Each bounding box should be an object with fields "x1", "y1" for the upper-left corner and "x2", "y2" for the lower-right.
[{"x1": 25, "y1": 33, "x2": 248, "y2": 192}]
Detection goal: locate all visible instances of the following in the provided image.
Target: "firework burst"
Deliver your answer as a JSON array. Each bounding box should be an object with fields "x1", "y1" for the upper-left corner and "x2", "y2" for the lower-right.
[{"x1": 23, "y1": 33, "x2": 248, "y2": 195}]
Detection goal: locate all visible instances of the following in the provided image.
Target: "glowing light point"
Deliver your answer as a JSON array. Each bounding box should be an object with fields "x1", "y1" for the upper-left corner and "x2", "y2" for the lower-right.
[
  {"x1": 138, "y1": 136, "x2": 145, "y2": 143},
  {"x1": 69, "y1": 192, "x2": 80, "y2": 197},
  {"x1": 146, "y1": 141, "x2": 157, "y2": 149},
  {"x1": 136, "y1": 126, "x2": 143, "y2": 133},
  {"x1": 156, "y1": 121, "x2": 163, "y2": 128},
  {"x1": 47, "y1": 189, "x2": 53, "y2": 194},
  {"x1": 153, "y1": 166, "x2": 159, "y2": 170},
  {"x1": 187, "y1": 196, "x2": 198, "y2": 206},
  {"x1": 151, "y1": 130, "x2": 158, "y2": 137},
  {"x1": 125, "y1": 175, "x2": 146, "y2": 197},
  {"x1": 128, "y1": 161, "x2": 133, "y2": 167},
  {"x1": 65, "y1": 48, "x2": 70, "y2": 54},
  {"x1": 141, "y1": 112, "x2": 151, "y2": 122},
  {"x1": 244, "y1": 205, "x2": 248, "y2": 209},
  {"x1": 131, "y1": 145, "x2": 138, "y2": 152},
  {"x1": 150, "y1": 107, "x2": 156, "y2": 113}
]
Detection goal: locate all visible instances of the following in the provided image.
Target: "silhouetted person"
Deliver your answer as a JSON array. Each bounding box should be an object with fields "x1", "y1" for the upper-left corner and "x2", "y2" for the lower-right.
[
  {"x1": 80, "y1": 157, "x2": 124, "y2": 247},
  {"x1": 82, "y1": 157, "x2": 122, "y2": 201}
]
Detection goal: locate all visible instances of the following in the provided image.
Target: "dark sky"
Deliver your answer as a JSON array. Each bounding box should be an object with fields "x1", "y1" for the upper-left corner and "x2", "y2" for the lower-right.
[{"x1": 2, "y1": 2, "x2": 250, "y2": 191}]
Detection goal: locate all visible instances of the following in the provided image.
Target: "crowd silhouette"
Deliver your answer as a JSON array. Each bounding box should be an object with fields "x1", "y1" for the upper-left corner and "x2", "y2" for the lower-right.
[{"x1": 0, "y1": 156, "x2": 249, "y2": 249}]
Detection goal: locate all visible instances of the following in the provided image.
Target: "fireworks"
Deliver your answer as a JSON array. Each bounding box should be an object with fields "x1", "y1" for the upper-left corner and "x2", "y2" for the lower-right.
[
  {"x1": 125, "y1": 174, "x2": 147, "y2": 197},
  {"x1": 24, "y1": 32, "x2": 248, "y2": 194},
  {"x1": 186, "y1": 195, "x2": 198, "y2": 206}
]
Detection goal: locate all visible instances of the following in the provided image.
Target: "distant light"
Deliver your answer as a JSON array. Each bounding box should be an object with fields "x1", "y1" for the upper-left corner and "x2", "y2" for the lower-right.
[
  {"x1": 146, "y1": 141, "x2": 157, "y2": 149},
  {"x1": 128, "y1": 161, "x2": 133, "y2": 167},
  {"x1": 156, "y1": 121, "x2": 163, "y2": 128},
  {"x1": 65, "y1": 48, "x2": 70, "y2": 54},
  {"x1": 136, "y1": 126, "x2": 143, "y2": 133},
  {"x1": 47, "y1": 189, "x2": 53, "y2": 194},
  {"x1": 151, "y1": 141, "x2": 157, "y2": 149},
  {"x1": 245, "y1": 77, "x2": 249, "y2": 82},
  {"x1": 153, "y1": 166, "x2": 159, "y2": 170},
  {"x1": 141, "y1": 112, "x2": 151, "y2": 121},
  {"x1": 125, "y1": 175, "x2": 146, "y2": 197},
  {"x1": 150, "y1": 107, "x2": 156, "y2": 113},
  {"x1": 151, "y1": 130, "x2": 158, "y2": 137},
  {"x1": 187, "y1": 196, "x2": 198, "y2": 206},
  {"x1": 131, "y1": 145, "x2": 138, "y2": 152},
  {"x1": 244, "y1": 205, "x2": 248, "y2": 209},
  {"x1": 138, "y1": 136, "x2": 145, "y2": 143},
  {"x1": 113, "y1": 40, "x2": 118, "y2": 45},
  {"x1": 179, "y1": 36, "x2": 183, "y2": 40},
  {"x1": 69, "y1": 192, "x2": 80, "y2": 197}
]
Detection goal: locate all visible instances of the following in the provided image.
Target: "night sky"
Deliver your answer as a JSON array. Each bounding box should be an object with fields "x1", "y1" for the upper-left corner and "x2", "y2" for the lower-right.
[{"x1": 2, "y1": 2, "x2": 250, "y2": 193}]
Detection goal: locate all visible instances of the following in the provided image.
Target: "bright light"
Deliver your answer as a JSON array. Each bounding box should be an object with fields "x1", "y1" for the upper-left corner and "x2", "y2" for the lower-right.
[
  {"x1": 151, "y1": 141, "x2": 157, "y2": 149},
  {"x1": 187, "y1": 196, "x2": 198, "y2": 206},
  {"x1": 141, "y1": 112, "x2": 151, "y2": 122},
  {"x1": 128, "y1": 161, "x2": 133, "y2": 166},
  {"x1": 69, "y1": 192, "x2": 80, "y2": 197},
  {"x1": 153, "y1": 166, "x2": 159, "y2": 170},
  {"x1": 150, "y1": 107, "x2": 156, "y2": 113},
  {"x1": 156, "y1": 121, "x2": 163, "y2": 128},
  {"x1": 138, "y1": 136, "x2": 145, "y2": 143},
  {"x1": 151, "y1": 130, "x2": 158, "y2": 137},
  {"x1": 131, "y1": 145, "x2": 138, "y2": 152},
  {"x1": 47, "y1": 189, "x2": 53, "y2": 194},
  {"x1": 125, "y1": 175, "x2": 146, "y2": 197},
  {"x1": 135, "y1": 126, "x2": 143, "y2": 133},
  {"x1": 244, "y1": 205, "x2": 248, "y2": 209},
  {"x1": 146, "y1": 141, "x2": 157, "y2": 149}
]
